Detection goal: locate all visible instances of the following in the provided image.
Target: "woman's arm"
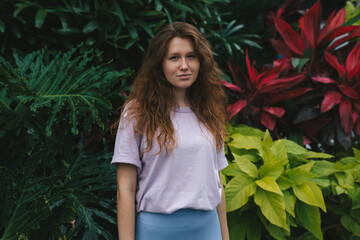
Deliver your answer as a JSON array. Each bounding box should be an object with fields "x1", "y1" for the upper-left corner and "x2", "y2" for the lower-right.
[
  {"x1": 217, "y1": 173, "x2": 230, "y2": 240},
  {"x1": 116, "y1": 163, "x2": 137, "y2": 240}
]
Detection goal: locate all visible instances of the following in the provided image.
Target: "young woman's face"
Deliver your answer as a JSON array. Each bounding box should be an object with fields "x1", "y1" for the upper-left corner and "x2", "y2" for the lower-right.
[{"x1": 162, "y1": 37, "x2": 200, "y2": 95}]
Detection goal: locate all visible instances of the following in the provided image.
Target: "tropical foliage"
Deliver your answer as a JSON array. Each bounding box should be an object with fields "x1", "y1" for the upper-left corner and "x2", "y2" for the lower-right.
[
  {"x1": 223, "y1": 0, "x2": 360, "y2": 151},
  {"x1": 224, "y1": 124, "x2": 360, "y2": 239},
  {"x1": 0, "y1": 0, "x2": 260, "y2": 69},
  {"x1": 0, "y1": 47, "x2": 130, "y2": 239},
  {"x1": 224, "y1": 124, "x2": 332, "y2": 240}
]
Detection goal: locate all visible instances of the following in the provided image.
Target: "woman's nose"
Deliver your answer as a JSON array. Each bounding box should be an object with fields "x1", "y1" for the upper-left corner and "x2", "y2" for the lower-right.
[{"x1": 180, "y1": 58, "x2": 188, "y2": 71}]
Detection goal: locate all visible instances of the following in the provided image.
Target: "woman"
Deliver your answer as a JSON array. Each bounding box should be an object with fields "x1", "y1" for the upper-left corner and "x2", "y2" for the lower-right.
[{"x1": 112, "y1": 22, "x2": 229, "y2": 240}]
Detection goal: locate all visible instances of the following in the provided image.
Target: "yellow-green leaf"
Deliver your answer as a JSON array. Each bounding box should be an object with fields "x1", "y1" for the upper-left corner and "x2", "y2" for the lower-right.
[
  {"x1": 254, "y1": 188, "x2": 288, "y2": 230},
  {"x1": 293, "y1": 181, "x2": 326, "y2": 212},
  {"x1": 286, "y1": 167, "x2": 316, "y2": 186},
  {"x1": 222, "y1": 162, "x2": 243, "y2": 177},
  {"x1": 258, "y1": 161, "x2": 287, "y2": 179},
  {"x1": 234, "y1": 153, "x2": 258, "y2": 178},
  {"x1": 354, "y1": 148, "x2": 360, "y2": 162},
  {"x1": 225, "y1": 174, "x2": 257, "y2": 212},
  {"x1": 283, "y1": 191, "x2": 295, "y2": 217},
  {"x1": 255, "y1": 176, "x2": 283, "y2": 195},
  {"x1": 271, "y1": 140, "x2": 289, "y2": 163},
  {"x1": 335, "y1": 172, "x2": 354, "y2": 189},
  {"x1": 277, "y1": 175, "x2": 294, "y2": 190},
  {"x1": 311, "y1": 160, "x2": 338, "y2": 177},
  {"x1": 228, "y1": 134, "x2": 263, "y2": 154},
  {"x1": 262, "y1": 147, "x2": 277, "y2": 164},
  {"x1": 262, "y1": 129, "x2": 273, "y2": 148}
]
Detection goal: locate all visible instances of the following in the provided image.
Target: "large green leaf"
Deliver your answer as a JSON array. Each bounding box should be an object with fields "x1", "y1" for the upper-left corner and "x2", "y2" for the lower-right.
[
  {"x1": 258, "y1": 161, "x2": 287, "y2": 180},
  {"x1": 262, "y1": 147, "x2": 277, "y2": 164},
  {"x1": 262, "y1": 129, "x2": 273, "y2": 148},
  {"x1": 271, "y1": 140, "x2": 289, "y2": 163},
  {"x1": 255, "y1": 176, "x2": 283, "y2": 195},
  {"x1": 311, "y1": 160, "x2": 338, "y2": 177},
  {"x1": 258, "y1": 210, "x2": 290, "y2": 240},
  {"x1": 228, "y1": 209, "x2": 262, "y2": 240},
  {"x1": 293, "y1": 181, "x2": 326, "y2": 212},
  {"x1": 341, "y1": 214, "x2": 360, "y2": 235},
  {"x1": 283, "y1": 191, "x2": 295, "y2": 217},
  {"x1": 225, "y1": 174, "x2": 257, "y2": 212},
  {"x1": 228, "y1": 134, "x2": 263, "y2": 154},
  {"x1": 296, "y1": 201, "x2": 323, "y2": 240},
  {"x1": 335, "y1": 171, "x2": 355, "y2": 189},
  {"x1": 254, "y1": 188, "x2": 288, "y2": 230},
  {"x1": 354, "y1": 148, "x2": 360, "y2": 162},
  {"x1": 286, "y1": 163, "x2": 316, "y2": 186},
  {"x1": 281, "y1": 139, "x2": 333, "y2": 159},
  {"x1": 233, "y1": 153, "x2": 258, "y2": 178},
  {"x1": 229, "y1": 124, "x2": 264, "y2": 138}
]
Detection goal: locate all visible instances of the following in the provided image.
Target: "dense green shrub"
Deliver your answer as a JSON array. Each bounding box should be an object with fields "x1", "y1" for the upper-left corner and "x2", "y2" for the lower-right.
[
  {"x1": 223, "y1": 124, "x2": 332, "y2": 239},
  {"x1": 223, "y1": 124, "x2": 360, "y2": 239},
  {"x1": 0, "y1": 47, "x2": 131, "y2": 239},
  {"x1": 0, "y1": 0, "x2": 260, "y2": 71}
]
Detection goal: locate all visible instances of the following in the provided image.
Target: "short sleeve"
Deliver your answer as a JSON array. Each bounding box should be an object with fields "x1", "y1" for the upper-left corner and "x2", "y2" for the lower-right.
[
  {"x1": 217, "y1": 144, "x2": 228, "y2": 171},
  {"x1": 111, "y1": 110, "x2": 142, "y2": 172}
]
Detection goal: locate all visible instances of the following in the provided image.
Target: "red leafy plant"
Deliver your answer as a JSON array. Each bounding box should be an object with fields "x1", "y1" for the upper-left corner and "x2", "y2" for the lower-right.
[{"x1": 224, "y1": 0, "x2": 360, "y2": 151}]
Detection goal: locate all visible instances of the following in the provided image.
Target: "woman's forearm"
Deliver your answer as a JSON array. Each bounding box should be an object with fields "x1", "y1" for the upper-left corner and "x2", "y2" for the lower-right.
[
  {"x1": 117, "y1": 190, "x2": 136, "y2": 240},
  {"x1": 217, "y1": 180, "x2": 229, "y2": 240}
]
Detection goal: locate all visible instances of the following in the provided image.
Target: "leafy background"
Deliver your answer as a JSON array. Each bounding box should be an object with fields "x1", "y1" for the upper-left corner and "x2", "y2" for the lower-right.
[{"x1": 1, "y1": 0, "x2": 360, "y2": 239}]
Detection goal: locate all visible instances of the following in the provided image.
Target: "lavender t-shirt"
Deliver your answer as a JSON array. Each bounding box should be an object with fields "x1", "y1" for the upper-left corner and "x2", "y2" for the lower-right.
[{"x1": 111, "y1": 106, "x2": 228, "y2": 214}]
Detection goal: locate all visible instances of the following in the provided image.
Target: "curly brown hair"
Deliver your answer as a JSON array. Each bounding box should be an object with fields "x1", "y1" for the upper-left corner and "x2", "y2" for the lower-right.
[{"x1": 117, "y1": 22, "x2": 228, "y2": 154}]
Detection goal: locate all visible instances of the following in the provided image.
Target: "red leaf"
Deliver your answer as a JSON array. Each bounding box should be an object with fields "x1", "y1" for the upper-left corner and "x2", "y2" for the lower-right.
[
  {"x1": 270, "y1": 39, "x2": 295, "y2": 58},
  {"x1": 260, "y1": 111, "x2": 277, "y2": 130},
  {"x1": 319, "y1": 8, "x2": 346, "y2": 43},
  {"x1": 221, "y1": 80, "x2": 243, "y2": 93},
  {"x1": 353, "y1": 100, "x2": 360, "y2": 112},
  {"x1": 321, "y1": 91, "x2": 342, "y2": 112},
  {"x1": 324, "y1": 52, "x2": 346, "y2": 78},
  {"x1": 256, "y1": 65, "x2": 283, "y2": 90},
  {"x1": 274, "y1": 18, "x2": 305, "y2": 56},
  {"x1": 227, "y1": 99, "x2": 247, "y2": 120},
  {"x1": 339, "y1": 99, "x2": 353, "y2": 135},
  {"x1": 356, "y1": 119, "x2": 360, "y2": 136},
  {"x1": 312, "y1": 76, "x2": 338, "y2": 84},
  {"x1": 303, "y1": 1, "x2": 321, "y2": 49},
  {"x1": 246, "y1": 50, "x2": 259, "y2": 84},
  {"x1": 347, "y1": 64, "x2": 360, "y2": 82},
  {"x1": 339, "y1": 84, "x2": 359, "y2": 99},
  {"x1": 352, "y1": 110, "x2": 359, "y2": 127},
  {"x1": 263, "y1": 107, "x2": 285, "y2": 118},
  {"x1": 257, "y1": 73, "x2": 306, "y2": 93},
  {"x1": 226, "y1": 59, "x2": 244, "y2": 87},
  {"x1": 327, "y1": 29, "x2": 360, "y2": 51},
  {"x1": 276, "y1": 0, "x2": 295, "y2": 19},
  {"x1": 346, "y1": 42, "x2": 360, "y2": 80},
  {"x1": 273, "y1": 58, "x2": 293, "y2": 69},
  {"x1": 269, "y1": 88, "x2": 312, "y2": 104},
  {"x1": 321, "y1": 26, "x2": 360, "y2": 45}
]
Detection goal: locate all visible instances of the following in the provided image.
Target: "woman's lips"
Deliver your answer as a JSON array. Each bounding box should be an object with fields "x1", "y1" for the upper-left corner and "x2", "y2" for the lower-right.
[{"x1": 177, "y1": 73, "x2": 192, "y2": 80}]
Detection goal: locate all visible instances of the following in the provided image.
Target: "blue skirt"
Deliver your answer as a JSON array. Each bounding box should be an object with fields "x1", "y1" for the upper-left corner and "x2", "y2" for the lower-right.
[{"x1": 135, "y1": 208, "x2": 222, "y2": 240}]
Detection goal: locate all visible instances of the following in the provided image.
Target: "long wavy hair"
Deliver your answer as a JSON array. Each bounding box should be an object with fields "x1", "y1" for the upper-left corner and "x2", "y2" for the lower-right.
[{"x1": 118, "y1": 22, "x2": 228, "y2": 154}]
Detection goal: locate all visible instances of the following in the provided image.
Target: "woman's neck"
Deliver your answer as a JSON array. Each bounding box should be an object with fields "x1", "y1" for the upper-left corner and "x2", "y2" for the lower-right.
[{"x1": 173, "y1": 89, "x2": 190, "y2": 107}]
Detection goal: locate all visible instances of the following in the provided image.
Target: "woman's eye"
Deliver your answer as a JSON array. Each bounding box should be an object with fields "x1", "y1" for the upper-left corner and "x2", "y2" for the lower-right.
[
  {"x1": 187, "y1": 55, "x2": 196, "y2": 59},
  {"x1": 169, "y1": 56, "x2": 179, "y2": 60}
]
